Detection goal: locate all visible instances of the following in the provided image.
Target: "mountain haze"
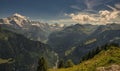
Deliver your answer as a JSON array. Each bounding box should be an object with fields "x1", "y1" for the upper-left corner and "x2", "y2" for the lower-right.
[
  {"x1": 0, "y1": 13, "x2": 64, "y2": 42},
  {"x1": 48, "y1": 23, "x2": 120, "y2": 63}
]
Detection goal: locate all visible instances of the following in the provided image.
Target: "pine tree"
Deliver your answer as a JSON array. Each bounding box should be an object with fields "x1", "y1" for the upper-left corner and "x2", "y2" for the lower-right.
[
  {"x1": 65, "y1": 59, "x2": 74, "y2": 68},
  {"x1": 58, "y1": 59, "x2": 64, "y2": 68},
  {"x1": 0, "y1": 24, "x2": 1, "y2": 31},
  {"x1": 37, "y1": 57, "x2": 48, "y2": 71}
]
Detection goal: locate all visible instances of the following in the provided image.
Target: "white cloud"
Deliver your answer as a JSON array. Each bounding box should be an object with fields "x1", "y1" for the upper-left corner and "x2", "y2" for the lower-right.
[
  {"x1": 99, "y1": 10, "x2": 120, "y2": 23},
  {"x1": 67, "y1": 7, "x2": 120, "y2": 25},
  {"x1": 69, "y1": 13, "x2": 96, "y2": 24},
  {"x1": 49, "y1": 2, "x2": 120, "y2": 25}
]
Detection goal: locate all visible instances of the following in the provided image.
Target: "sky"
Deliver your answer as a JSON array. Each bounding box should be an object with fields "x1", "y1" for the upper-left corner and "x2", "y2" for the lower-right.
[{"x1": 0, "y1": 0, "x2": 120, "y2": 25}]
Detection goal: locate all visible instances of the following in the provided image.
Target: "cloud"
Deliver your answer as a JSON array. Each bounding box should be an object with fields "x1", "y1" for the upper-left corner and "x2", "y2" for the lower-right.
[
  {"x1": 106, "y1": 5, "x2": 117, "y2": 11},
  {"x1": 115, "y1": 3, "x2": 120, "y2": 9},
  {"x1": 50, "y1": 5, "x2": 120, "y2": 25},
  {"x1": 84, "y1": 0, "x2": 96, "y2": 10},
  {"x1": 84, "y1": 0, "x2": 112, "y2": 10},
  {"x1": 48, "y1": 19, "x2": 75, "y2": 24},
  {"x1": 70, "y1": 5, "x2": 81, "y2": 10},
  {"x1": 69, "y1": 13, "x2": 96, "y2": 24},
  {"x1": 99, "y1": 10, "x2": 120, "y2": 23},
  {"x1": 67, "y1": 6, "x2": 120, "y2": 25}
]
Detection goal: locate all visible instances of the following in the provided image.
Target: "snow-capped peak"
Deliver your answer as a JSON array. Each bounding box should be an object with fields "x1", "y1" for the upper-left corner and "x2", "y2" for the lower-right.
[
  {"x1": 12, "y1": 13, "x2": 27, "y2": 20},
  {"x1": 0, "y1": 13, "x2": 30, "y2": 27}
]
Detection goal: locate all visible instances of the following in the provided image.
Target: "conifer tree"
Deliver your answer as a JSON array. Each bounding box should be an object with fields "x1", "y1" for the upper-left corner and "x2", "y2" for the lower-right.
[
  {"x1": 37, "y1": 57, "x2": 48, "y2": 71},
  {"x1": 58, "y1": 59, "x2": 64, "y2": 68},
  {"x1": 65, "y1": 59, "x2": 74, "y2": 68}
]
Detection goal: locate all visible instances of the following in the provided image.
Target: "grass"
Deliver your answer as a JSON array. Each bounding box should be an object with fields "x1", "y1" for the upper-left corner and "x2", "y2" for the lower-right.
[
  {"x1": 49, "y1": 46, "x2": 120, "y2": 71},
  {"x1": 65, "y1": 47, "x2": 76, "y2": 56},
  {"x1": 85, "y1": 38, "x2": 96, "y2": 45},
  {"x1": 0, "y1": 58, "x2": 13, "y2": 64}
]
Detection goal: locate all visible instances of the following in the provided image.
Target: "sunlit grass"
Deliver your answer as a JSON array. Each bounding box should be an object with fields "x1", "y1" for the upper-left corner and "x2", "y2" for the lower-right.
[
  {"x1": 49, "y1": 46, "x2": 120, "y2": 71},
  {"x1": 0, "y1": 58, "x2": 13, "y2": 64}
]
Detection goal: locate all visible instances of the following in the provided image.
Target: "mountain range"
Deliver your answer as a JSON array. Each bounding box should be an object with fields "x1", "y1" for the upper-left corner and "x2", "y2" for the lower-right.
[
  {"x1": 0, "y1": 13, "x2": 120, "y2": 71},
  {"x1": 48, "y1": 23, "x2": 120, "y2": 63},
  {"x1": 0, "y1": 13, "x2": 64, "y2": 42}
]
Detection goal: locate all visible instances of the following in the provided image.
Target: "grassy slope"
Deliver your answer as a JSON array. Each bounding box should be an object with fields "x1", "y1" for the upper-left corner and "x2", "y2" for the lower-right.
[
  {"x1": 49, "y1": 46, "x2": 120, "y2": 71},
  {"x1": 0, "y1": 58, "x2": 13, "y2": 64}
]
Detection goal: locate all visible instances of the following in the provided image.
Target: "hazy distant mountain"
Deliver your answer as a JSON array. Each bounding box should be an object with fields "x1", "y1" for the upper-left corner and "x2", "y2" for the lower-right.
[
  {"x1": 48, "y1": 23, "x2": 120, "y2": 63},
  {"x1": 0, "y1": 28, "x2": 57, "y2": 71},
  {"x1": 48, "y1": 24, "x2": 98, "y2": 56},
  {"x1": 0, "y1": 13, "x2": 64, "y2": 42}
]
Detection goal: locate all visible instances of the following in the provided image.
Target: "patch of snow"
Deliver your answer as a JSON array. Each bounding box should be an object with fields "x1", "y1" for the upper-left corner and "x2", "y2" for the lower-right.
[{"x1": 13, "y1": 13, "x2": 27, "y2": 20}]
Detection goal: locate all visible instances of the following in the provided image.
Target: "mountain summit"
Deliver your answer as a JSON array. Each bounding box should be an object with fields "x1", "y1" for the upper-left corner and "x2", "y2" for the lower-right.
[
  {"x1": 0, "y1": 13, "x2": 30, "y2": 27},
  {"x1": 12, "y1": 13, "x2": 28, "y2": 20},
  {"x1": 0, "y1": 13, "x2": 64, "y2": 42}
]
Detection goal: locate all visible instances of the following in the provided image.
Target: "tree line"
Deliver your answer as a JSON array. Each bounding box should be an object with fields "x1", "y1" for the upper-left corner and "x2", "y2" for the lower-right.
[{"x1": 37, "y1": 43, "x2": 119, "y2": 71}]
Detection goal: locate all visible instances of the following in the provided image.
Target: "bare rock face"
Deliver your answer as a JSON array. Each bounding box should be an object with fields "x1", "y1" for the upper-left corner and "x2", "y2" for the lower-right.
[{"x1": 97, "y1": 64, "x2": 120, "y2": 71}]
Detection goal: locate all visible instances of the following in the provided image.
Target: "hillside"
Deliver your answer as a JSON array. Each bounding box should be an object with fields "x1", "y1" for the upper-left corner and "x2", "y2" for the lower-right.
[
  {"x1": 0, "y1": 28, "x2": 57, "y2": 71},
  {"x1": 49, "y1": 46, "x2": 120, "y2": 71},
  {"x1": 48, "y1": 24, "x2": 98, "y2": 58},
  {"x1": 48, "y1": 24, "x2": 120, "y2": 63}
]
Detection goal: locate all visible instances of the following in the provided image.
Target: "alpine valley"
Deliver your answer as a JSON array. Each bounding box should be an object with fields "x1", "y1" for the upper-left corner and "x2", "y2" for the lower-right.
[{"x1": 0, "y1": 13, "x2": 120, "y2": 71}]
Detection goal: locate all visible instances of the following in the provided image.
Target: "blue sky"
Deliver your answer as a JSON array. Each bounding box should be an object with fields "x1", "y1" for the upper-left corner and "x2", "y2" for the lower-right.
[
  {"x1": 0, "y1": 0, "x2": 120, "y2": 24},
  {"x1": 0, "y1": 0, "x2": 76, "y2": 19}
]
